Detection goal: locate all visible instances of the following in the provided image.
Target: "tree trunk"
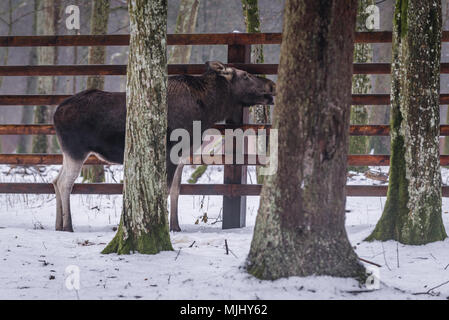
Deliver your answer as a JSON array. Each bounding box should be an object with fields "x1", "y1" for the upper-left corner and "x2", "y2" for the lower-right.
[
  {"x1": 366, "y1": 0, "x2": 447, "y2": 244},
  {"x1": 102, "y1": 0, "x2": 173, "y2": 255},
  {"x1": 242, "y1": 0, "x2": 269, "y2": 184},
  {"x1": 17, "y1": 46, "x2": 37, "y2": 153},
  {"x1": 368, "y1": 0, "x2": 394, "y2": 155},
  {"x1": 247, "y1": 0, "x2": 365, "y2": 280},
  {"x1": 349, "y1": 0, "x2": 374, "y2": 171},
  {"x1": 18, "y1": 0, "x2": 38, "y2": 154},
  {"x1": 168, "y1": 0, "x2": 200, "y2": 64},
  {"x1": 81, "y1": 0, "x2": 110, "y2": 183},
  {"x1": 32, "y1": 0, "x2": 56, "y2": 154}
]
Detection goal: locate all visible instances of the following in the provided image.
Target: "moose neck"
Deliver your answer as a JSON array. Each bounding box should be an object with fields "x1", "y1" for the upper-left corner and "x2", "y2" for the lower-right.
[{"x1": 199, "y1": 73, "x2": 241, "y2": 126}]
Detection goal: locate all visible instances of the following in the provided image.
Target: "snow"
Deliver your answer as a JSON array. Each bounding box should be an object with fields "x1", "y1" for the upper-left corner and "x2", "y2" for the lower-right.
[{"x1": 1, "y1": 164, "x2": 449, "y2": 300}]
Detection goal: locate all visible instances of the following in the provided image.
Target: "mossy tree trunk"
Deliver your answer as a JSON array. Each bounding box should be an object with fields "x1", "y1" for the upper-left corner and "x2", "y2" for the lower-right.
[
  {"x1": 349, "y1": 0, "x2": 374, "y2": 172},
  {"x1": 102, "y1": 0, "x2": 173, "y2": 255},
  {"x1": 32, "y1": 0, "x2": 56, "y2": 154},
  {"x1": 247, "y1": 0, "x2": 365, "y2": 280},
  {"x1": 242, "y1": 0, "x2": 268, "y2": 184},
  {"x1": 81, "y1": 0, "x2": 110, "y2": 183},
  {"x1": 366, "y1": 0, "x2": 447, "y2": 244}
]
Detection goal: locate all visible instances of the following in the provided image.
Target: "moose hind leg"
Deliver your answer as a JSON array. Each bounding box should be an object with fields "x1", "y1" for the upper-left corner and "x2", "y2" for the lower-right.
[
  {"x1": 56, "y1": 154, "x2": 85, "y2": 232},
  {"x1": 52, "y1": 169, "x2": 63, "y2": 231},
  {"x1": 169, "y1": 164, "x2": 184, "y2": 232}
]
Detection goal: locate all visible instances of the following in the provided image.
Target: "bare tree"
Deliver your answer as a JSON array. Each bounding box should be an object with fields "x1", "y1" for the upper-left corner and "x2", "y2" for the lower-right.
[
  {"x1": 102, "y1": 0, "x2": 173, "y2": 255},
  {"x1": 168, "y1": 0, "x2": 200, "y2": 64},
  {"x1": 81, "y1": 0, "x2": 110, "y2": 183},
  {"x1": 349, "y1": 0, "x2": 374, "y2": 171},
  {"x1": 32, "y1": 0, "x2": 56, "y2": 153}
]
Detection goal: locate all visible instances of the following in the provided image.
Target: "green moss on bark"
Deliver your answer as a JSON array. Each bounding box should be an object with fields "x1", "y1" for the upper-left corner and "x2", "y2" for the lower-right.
[
  {"x1": 102, "y1": 221, "x2": 172, "y2": 255},
  {"x1": 102, "y1": 0, "x2": 173, "y2": 255}
]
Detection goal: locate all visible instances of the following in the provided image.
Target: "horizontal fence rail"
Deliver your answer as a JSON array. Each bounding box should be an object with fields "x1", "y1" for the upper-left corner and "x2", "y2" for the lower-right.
[
  {"x1": 2, "y1": 94, "x2": 449, "y2": 106},
  {"x1": 1, "y1": 183, "x2": 449, "y2": 197},
  {"x1": 1, "y1": 32, "x2": 449, "y2": 47},
  {"x1": 1, "y1": 154, "x2": 449, "y2": 166},
  {"x1": 2, "y1": 124, "x2": 449, "y2": 136},
  {"x1": 1, "y1": 63, "x2": 449, "y2": 76}
]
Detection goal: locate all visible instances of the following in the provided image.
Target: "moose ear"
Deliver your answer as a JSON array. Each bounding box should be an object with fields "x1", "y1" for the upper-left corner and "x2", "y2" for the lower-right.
[
  {"x1": 205, "y1": 61, "x2": 234, "y2": 80},
  {"x1": 206, "y1": 61, "x2": 225, "y2": 72}
]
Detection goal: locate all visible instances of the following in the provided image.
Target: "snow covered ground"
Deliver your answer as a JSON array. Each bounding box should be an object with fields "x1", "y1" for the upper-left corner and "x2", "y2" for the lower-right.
[{"x1": 1, "y1": 164, "x2": 449, "y2": 300}]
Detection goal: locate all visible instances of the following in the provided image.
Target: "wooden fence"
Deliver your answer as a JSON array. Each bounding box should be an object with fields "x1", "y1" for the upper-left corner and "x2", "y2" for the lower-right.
[{"x1": 1, "y1": 32, "x2": 449, "y2": 228}]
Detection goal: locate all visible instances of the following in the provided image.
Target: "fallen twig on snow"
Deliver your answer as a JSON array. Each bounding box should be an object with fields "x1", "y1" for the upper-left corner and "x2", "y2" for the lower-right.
[
  {"x1": 359, "y1": 257, "x2": 381, "y2": 268},
  {"x1": 413, "y1": 280, "x2": 449, "y2": 296}
]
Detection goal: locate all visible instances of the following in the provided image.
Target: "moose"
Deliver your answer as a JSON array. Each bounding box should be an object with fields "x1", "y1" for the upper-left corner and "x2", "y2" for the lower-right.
[{"x1": 52, "y1": 61, "x2": 276, "y2": 232}]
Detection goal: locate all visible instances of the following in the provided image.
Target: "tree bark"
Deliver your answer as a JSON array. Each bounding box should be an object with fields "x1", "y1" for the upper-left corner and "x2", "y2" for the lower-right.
[
  {"x1": 247, "y1": 0, "x2": 365, "y2": 280},
  {"x1": 366, "y1": 0, "x2": 447, "y2": 244},
  {"x1": 82, "y1": 0, "x2": 110, "y2": 183},
  {"x1": 102, "y1": 0, "x2": 173, "y2": 255},
  {"x1": 32, "y1": 0, "x2": 56, "y2": 154}
]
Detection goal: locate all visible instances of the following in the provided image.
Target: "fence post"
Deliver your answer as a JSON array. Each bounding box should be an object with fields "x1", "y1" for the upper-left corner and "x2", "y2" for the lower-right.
[{"x1": 222, "y1": 41, "x2": 251, "y2": 229}]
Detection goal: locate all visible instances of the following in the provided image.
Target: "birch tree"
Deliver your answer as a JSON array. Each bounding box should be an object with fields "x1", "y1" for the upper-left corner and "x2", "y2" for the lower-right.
[
  {"x1": 366, "y1": 0, "x2": 447, "y2": 244},
  {"x1": 102, "y1": 0, "x2": 173, "y2": 255},
  {"x1": 247, "y1": 0, "x2": 365, "y2": 280},
  {"x1": 81, "y1": 0, "x2": 110, "y2": 183}
]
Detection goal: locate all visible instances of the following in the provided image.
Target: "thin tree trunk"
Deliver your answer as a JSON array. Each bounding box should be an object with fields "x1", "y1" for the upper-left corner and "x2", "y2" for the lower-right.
[
  {"x1": 366, "y1": 0, "x2": 447, "y2": 244},
  {"x1": 242, "y1": 0, "x2": 268, "y2": 184},
  {"x1": 168, "y1": 0, "x2": 200, "y2": 64},
  {"x1": 17, "y1": 0, "x2": 38, "y2": 154},
  {"x1": 17, "y1": 48, "x2": 37, "y2": 153},
  {"x1": 81, "y1": 0, "x2": 110, "y2": 183},
  {"x1": 169, "y1": 0, "x2": 206, "y2": 184},
  {"x1": 368, "y1": 0, "x2": 394, "y2": 155},
  {"x1": 102, "y1": 0, "x2": 173, "y2": 255},
  {"x1": 32, "y1": 0, "x2": 56, "y2": 154},
  {"x1": 247, "y1": 0, "x2": 364, "y2": 280},
  {"x1": 349, "y1": 0, "x2": 374, "y2": 171}
]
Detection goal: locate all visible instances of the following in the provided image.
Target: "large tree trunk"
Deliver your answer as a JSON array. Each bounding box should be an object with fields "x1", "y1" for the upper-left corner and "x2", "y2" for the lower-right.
[
  {"x1": 349, "y1": 0, "x2": 374, "y2": 171},
  {"x1": 32, "y1": 0, "x2": 56, "y2": 154},
  {"x1": 168, "y1": 0, "x2": 200, "y2": 64},
  {"x1": 247, "y1": 0, "x2": 364, "y2": 280},
  {"x1": 102, "y1": 0, "x2": 173, "y2": 255},
  {"x1": 81, "y1": 0, "x2": 110, "y2": 183},
  {"x1": 366, "y1": 0, "x2": 447, "y2": 244}
]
